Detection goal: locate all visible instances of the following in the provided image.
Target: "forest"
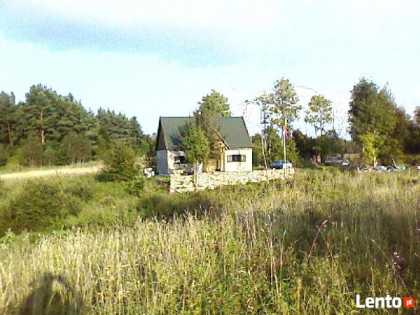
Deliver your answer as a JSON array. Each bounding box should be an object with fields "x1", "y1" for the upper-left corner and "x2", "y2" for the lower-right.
[{"x1": 0, "y1": 84, "x2": 154, "y2": 168}]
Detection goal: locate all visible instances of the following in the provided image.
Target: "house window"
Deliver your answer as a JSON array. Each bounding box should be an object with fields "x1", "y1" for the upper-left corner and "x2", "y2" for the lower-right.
[
  {"x1": 227, "y1": 155, "x2": 246, "y2": 162},
  {"x1": 174, "y1": 156, "x2": 186, "y2": 164}
]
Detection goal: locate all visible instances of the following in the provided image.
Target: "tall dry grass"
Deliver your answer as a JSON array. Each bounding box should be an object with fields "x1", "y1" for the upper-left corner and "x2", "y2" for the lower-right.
[{"x1": 0, "y1": 170, "x2": 419, "y2": 314}]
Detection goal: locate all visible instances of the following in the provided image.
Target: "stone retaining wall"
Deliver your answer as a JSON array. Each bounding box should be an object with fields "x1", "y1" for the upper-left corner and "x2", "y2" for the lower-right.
[{"x1": 170, "y1": 169, "x2": 295, "y2": 193}]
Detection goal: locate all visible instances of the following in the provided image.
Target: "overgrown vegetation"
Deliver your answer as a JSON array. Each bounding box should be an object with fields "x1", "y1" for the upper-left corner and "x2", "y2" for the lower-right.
[
  {"x1": 98, "y1": 141, "x2": 138, "y2": 182},
  {"x1": 0, "y1": 170, "x2": 419, "y2": 313}
]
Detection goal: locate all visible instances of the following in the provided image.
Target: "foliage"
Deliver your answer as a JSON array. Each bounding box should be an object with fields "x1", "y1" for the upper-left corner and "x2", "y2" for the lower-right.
[
  {"x1": 181, "y1": 124, "x2": 210, "y2": 165},
  {"x1": 198, "y1": 90, "x2": 231, "y2": 117},
  {"x1": 251, "y1": 133, "x2": 266, "y2": 167},
  {"x1": 62, "y1": 132, "x2": 92, "y2": 164},
  {"x1": 125, "y1": 176, "x2": 147, "y2": 197},
  {"x1": 99, "y1": 142, "x2": 138, "y2": 182},
  {"x1": 0, "y1": 91, "x2": 16, "y2": 146},
  {"x1": 2, "y1": 179, "x2": 83, "y2": 234},
  {"x1": 0, "y1": 144, "x2": 8, "y2": 166},
  {"x1": 253, "y1": 78, "x2": 301, "y2": 130},
  {"x1": 348, "y1": 78, "x2": 413, "y2": 164},
  {"x1": 0, "y1": 84, "x2": 146, "y2": 169},
  {"x1": 285, "y1": 138, "x2": 300, "y2": 164},
  {"x1": 304, "y1": 94, "x2": 333, "y2": 136},
  {"x1": 359, "y1": 132, "x2": 380, "y2": 165},
  {"x1": 96, "y1": 108, "x2": 144, "y2": 148},
  {"x1": 292, "y1": 129, "x2": 316, "y2": 159},
  {"x1": 348, "y1": 78, "x2": 379, "y2": 140},
  {"x1": 19, "y1": 136, "x2": 44, "y2": 166},
  {"x1": 251, "y1": 78, "x2": 302, "y2": 166},
  {"x1": 314, "y1": 130, "x2": 344, "y2": 162},
  {"x1": 415, "y1": 106, "x2": 420, "y2": 126}
]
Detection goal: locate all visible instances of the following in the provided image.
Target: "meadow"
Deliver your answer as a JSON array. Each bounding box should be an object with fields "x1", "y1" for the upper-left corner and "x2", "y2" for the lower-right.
[{"x1": 0, "y1": 169, "x2": 419, "y2": 314}]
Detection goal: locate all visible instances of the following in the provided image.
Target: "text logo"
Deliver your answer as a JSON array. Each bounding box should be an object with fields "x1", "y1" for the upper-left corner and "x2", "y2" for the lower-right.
[
  {"x1": 356, "y1": 295, "x2": 415, "y2": 309},
  {"x1": 403, "y1": 297, "x2": 414, "y2": 310}
]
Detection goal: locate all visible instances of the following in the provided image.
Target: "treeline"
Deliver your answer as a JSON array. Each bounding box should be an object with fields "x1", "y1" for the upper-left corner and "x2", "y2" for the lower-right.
[
  {"x1": 250, "y1": 78, "x2": 420, "y2": 167},
  {"x1": 0, "y1": 84, "x2": 153, "y2": 167}
]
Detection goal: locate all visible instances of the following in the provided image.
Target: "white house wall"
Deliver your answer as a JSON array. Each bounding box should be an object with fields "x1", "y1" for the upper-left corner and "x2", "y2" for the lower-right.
[
  {"x1": 223, "y1": 148, "x2": 252, "y2": 172},
  {"x1": 157, "y1": 150, "x2": 187, "y2": 175}
]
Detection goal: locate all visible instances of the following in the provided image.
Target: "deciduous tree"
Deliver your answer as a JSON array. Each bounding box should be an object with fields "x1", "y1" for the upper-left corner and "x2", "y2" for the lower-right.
[{"x1": 304, "y1": 94, "x2": 333, "y2": 136}]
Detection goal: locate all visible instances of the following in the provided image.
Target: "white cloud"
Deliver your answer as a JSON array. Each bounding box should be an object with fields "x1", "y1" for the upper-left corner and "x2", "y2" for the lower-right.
[{"x1": 7, "y1": 0, "x2": 288, "y2": 30}]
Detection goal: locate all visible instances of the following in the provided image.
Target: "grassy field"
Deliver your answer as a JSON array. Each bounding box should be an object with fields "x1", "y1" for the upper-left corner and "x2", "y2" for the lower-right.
[{"x1": 0, "y1": 169, "x2": 419, "y2": 314}]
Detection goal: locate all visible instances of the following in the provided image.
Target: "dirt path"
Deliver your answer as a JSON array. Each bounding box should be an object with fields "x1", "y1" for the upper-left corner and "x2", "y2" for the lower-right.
[{"x1": 0, "y1": 165, "x2": 101, "y2": 181}]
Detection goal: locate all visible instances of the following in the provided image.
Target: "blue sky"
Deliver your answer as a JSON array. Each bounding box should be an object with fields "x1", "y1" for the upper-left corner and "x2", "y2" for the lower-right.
[{"x1": 0, "y1": 0, "x2": 419, "y2": 137}]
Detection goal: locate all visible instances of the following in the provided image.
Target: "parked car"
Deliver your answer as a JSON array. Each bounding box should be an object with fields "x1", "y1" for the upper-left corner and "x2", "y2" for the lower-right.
[
  {"x1": 325, "y1": 156, "x2": 349, "y2": 166},
  {"x1": 270, "y1": 160, "x2": 293, "y2": 169}
]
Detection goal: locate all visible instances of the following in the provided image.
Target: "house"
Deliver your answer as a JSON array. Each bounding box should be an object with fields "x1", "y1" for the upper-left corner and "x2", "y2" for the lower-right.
[{"x1": 156, "y1": 116, "x2": 252, "y2": 175}]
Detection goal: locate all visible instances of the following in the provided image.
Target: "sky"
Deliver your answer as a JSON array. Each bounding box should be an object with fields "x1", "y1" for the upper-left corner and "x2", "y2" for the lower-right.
[{"x1": 0, "y1": 0, "x2": 419, "y2": 138}]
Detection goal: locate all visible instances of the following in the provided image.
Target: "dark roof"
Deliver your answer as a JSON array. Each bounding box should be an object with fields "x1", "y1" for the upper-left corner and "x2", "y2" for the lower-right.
[{"x1": 156, "y1": 116, "x2": 252, "y2": 151}]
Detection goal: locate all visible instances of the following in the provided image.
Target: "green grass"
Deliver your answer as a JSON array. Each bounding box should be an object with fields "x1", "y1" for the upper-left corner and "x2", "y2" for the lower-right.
[{"x1": 0, "y1": 169, "x2": 419, "y2": 314}]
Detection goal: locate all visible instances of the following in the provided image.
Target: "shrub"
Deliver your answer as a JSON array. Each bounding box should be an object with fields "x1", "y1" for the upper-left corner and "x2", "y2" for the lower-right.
[
  {"x1": 99, "y1": 142, "x2": 138, "y2": 182},
  {"x1": 125, "y1": 176, "x2": 146, "y2": 197},
  {"x1": 7, "y1": 179, "x2": 82, "y2": 234}
]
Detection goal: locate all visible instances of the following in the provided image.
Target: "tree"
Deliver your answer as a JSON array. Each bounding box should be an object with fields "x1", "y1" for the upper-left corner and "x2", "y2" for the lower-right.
[
  {"x1": 100, "y1": 142, "x2": 137, "y2": 182},
  {"x1": 348, "y1": 79, "x2": 403, "y2": 165},
  {"x1": 314, "y1": 130, "x2": 344, "y2": 162},
  {"x1": 304, "y1": 94, "x2": 333, "y2": 136},
  {"x1": 0, "y1": 144, "x2": 8, "y2": 166},
  {"x1": 254, "y1": 78, "x2": 301, "y2": 131},
  {"x1": 62, "y1": 133, "x2": 92, "y2": 164},
  {"x1": 181, "y1": 124, "x2": 210, "y2": 167},
  {"x1": 19, "y1": 137, "x2": 44, "y2": 167},
  {"x1": 251, "y1": 133, "x2": 266, "y2": 167},
  {"x1": 348, "y1": 78, "x2": 378, "y2": 140},
  {"x1": 359, "y1": 132, "x2": 381, "y2": 166},
  {"x1": 251, "y1": 78, "x2": 301, "y2": 167},
  {"x1": 198, "y1": 90, "x2": 231, "y2": 117},
  {"x1": 181, "y1": 124, "x2": 210, "y2": 185},
  {"x1": 0, "y1": 84, "x2": 146, "y2": 168},
  {"x1": 392, "y1": 107, "x2": 412, "y2": 154},
  {"x1": 0, "y1": 92, "x2": 17, "y2": 146},
  {"x1": 292, "y1": 129, "x2": 316, "y2": 160},
  {"x1": 414, "y1": 106, "x2": 420, "y2": 126},
  {"x1": 270, "y1": 78, "x2": 301, "y2": 128}
]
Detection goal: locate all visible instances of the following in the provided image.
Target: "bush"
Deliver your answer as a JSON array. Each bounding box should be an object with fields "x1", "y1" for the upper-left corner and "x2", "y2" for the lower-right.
[
  {"x1": 6, "y1": 179, "x2": 83, "y2": 234},
  {"x1": 125, "y1": 176, "x2": 146, "y2": 197},
  {"x1": 99, "y1": 142, "x2": 138, "y2": 182}
]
